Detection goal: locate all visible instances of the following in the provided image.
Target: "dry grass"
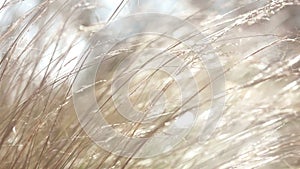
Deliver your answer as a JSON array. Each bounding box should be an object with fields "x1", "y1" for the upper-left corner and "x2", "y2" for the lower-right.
[{"x1": 0, "y1": 0, "x2": 300, "y2": 168}]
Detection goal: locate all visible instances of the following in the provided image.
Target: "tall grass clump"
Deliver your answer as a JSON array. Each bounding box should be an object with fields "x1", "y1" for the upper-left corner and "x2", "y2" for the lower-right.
[{"x1": 0, "y1": 0, "x2": 300, "y2": 168}]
